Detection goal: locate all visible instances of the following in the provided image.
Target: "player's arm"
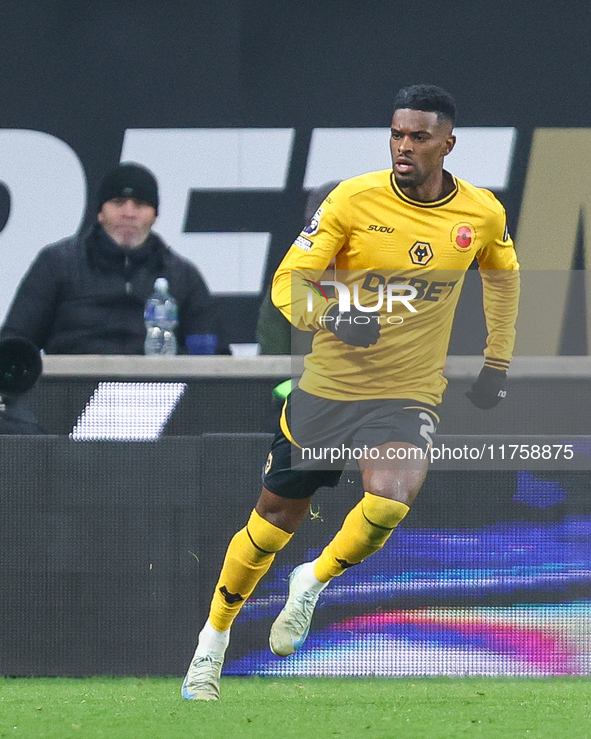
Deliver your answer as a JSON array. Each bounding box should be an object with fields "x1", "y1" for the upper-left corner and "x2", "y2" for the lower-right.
[
  {"x1": 468, "y1": 208, "x2": 520, "y2": 409},
  {"x1": 271, "y1": 186, "x2": 380, "y2": 348},
  {"x1": 271, "y1": 191, "x2": 346, "y2": 331}
]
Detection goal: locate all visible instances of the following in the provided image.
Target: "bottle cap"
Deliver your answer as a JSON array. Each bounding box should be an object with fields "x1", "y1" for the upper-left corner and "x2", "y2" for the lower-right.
[{"x1": 154, "y1": 277, "x2": 169, "y2": 292}]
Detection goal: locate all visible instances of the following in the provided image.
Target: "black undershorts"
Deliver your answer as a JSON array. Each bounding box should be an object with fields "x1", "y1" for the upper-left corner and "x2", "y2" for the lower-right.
[{"x1": 261, "y1": 387, "x2": 439, "y2": 499}]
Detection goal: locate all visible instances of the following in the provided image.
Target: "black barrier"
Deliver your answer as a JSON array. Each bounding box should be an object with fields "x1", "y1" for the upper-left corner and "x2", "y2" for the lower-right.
[
  {"x1": 0, "y1": 435, "x2": 279, "y2": 676},
  {"x1": 1, "y1": 434, "x2": 590, "y2": 677},
  {"x1": 27, "y1": 377, "x2": 282, "y2": 436},
  {"x1": 23, "y1": 374, "x2": 591, "y2": 437}
]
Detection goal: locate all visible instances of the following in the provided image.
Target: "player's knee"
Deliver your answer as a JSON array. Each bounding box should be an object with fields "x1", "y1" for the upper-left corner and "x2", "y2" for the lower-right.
[
  {"x1": 363, "y1": 470, "x2": 425, "y2": 507},
  {"x1": 363, "y1": 481, "x2": 414, "y2": 507}
]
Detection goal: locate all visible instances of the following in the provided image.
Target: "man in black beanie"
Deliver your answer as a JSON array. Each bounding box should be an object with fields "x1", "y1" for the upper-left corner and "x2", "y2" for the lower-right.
[
  {"x1": 0, "y1": 162, "x2": 216, "y2": 354},
  {"x1": 96, "y1": 163, "x2": 160, "y2": 249}
]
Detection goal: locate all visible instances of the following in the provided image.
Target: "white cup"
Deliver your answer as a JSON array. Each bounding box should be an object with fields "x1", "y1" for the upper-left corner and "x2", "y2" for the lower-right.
[{"x1": 229, "y1": 343, "x2": 261, "y2": 357}]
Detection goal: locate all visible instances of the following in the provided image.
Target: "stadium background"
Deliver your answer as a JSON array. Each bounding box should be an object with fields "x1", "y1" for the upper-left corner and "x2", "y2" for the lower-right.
[{"x1": 1, "y1": 0, "x2": 591, "y2": 677}]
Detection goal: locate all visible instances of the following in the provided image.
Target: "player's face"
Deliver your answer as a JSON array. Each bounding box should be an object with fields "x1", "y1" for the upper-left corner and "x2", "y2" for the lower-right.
[
  {"x1": 390, "y1": 109, "x2": 455, "y2": 199},
  {"x1": 98, "y1": 197, "x2": 157, "y2": 248}
]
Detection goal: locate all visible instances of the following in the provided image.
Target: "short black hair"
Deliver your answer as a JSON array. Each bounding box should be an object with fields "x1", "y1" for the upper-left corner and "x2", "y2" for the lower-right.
[{"x1": 393, "y1": 84, "x2": 456, "y2": 125}]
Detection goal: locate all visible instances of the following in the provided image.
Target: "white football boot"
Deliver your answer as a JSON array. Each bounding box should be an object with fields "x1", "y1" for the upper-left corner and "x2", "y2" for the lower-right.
[
  {"x1": 269, "y1": 563, "x2": 327, "y2": 657},
  {"x1": 181, "y1": 651, "x2": 224, "y2": 701}
]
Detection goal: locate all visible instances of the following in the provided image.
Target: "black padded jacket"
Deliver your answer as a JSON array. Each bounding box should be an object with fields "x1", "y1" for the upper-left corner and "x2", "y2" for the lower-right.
[{"x1": 0, "y1": 224, "x2": 213, "y2": 354}]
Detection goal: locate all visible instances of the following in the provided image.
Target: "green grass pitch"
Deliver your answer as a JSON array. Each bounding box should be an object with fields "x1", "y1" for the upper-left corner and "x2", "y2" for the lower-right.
[{"x1": 1, "y1": 676, "x2": 590, "y2": 738}]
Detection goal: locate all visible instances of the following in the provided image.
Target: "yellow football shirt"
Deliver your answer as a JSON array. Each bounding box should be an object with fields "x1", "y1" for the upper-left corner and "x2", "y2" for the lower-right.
[{"x1": 272, "y1": 169, "x2": 520, "y2": 405}]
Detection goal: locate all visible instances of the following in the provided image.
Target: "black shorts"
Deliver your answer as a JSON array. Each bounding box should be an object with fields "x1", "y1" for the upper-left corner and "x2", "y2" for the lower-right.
[{"x1": 261, "y1": 387, "x2": 439, "y2": 499}]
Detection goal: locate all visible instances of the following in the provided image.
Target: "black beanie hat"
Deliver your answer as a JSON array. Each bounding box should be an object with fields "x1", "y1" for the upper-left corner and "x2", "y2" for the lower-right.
[{"x1": 97, "y1": 162, "x2": 159, "y2": 213}]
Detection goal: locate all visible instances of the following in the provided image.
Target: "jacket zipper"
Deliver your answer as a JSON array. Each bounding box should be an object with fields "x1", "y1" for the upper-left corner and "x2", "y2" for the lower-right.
[{"x1": 125, "y1": 256, "x2": 132, "y2": 294}]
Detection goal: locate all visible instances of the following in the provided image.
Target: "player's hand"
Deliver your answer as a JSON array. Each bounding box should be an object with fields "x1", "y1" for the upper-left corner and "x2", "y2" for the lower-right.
[
  {"x1": 466, "y1": 365, "x2": 507, "y2": 409},
  {"x1": 325, "y1": 304, "x2": 380, "y2": 347}
]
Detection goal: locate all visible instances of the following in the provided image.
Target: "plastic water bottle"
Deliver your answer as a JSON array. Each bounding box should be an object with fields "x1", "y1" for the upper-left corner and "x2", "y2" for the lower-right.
[{"x1": 144, "y1": 277, "x2": 178, "y2": 355}]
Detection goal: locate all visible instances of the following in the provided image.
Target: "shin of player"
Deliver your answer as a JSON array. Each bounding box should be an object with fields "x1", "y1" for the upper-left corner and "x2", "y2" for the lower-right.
[
  {"x1": 182, "y1": 506, "x2": 292, "y2": 700},
  {"x1": 268, "y1": 490, "x2": 410, "y2": 657}
]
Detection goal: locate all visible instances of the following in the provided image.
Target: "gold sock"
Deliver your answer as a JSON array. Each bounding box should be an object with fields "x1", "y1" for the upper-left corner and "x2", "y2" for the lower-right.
[
  {"x1": 209, "y1": 509, "x2": 292, "y2": 631},
  {"x1": 313, "y1": 492, "x2": 409, "y2": 582}
]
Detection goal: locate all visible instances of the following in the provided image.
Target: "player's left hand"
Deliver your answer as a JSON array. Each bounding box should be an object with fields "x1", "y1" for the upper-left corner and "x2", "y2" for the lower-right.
[
  {"x1": 325, "y1": 304, "x2": 381, "y2": 347},
  {"x1": 465, "y1": 365, "x2": 507, "y2": 409}
]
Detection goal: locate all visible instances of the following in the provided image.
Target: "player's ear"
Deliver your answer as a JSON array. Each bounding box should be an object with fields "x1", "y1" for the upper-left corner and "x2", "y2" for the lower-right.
[{"x1": 444, "y1": 134, "x2": 456, "y2": 156}]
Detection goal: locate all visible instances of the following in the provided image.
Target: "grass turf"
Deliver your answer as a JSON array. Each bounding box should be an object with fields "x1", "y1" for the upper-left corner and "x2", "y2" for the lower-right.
[{"x1": 0, "y1": 676, "x2": 590, "y2": 739}]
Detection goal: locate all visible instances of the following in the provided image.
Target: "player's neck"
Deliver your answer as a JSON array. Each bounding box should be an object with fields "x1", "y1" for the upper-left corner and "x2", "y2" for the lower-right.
[{"x1": 400, "y1": 170, "x2": 454, "y2": 203}]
